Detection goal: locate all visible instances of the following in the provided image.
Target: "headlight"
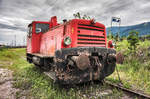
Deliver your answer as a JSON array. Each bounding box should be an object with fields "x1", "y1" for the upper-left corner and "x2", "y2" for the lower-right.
[{"x1": 64, "y1": 37, "x2": 71, "y2": 45}]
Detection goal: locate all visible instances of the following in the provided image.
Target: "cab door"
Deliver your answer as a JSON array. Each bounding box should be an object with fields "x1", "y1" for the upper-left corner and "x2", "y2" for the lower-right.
[
  {"x1": 27, "y1": 24, "x2": 33, "y2": 53},
  {"x1": 31, "y1": 22, "x2": 50, "y2": 53},
  {"x1": 31, "y1": 22, "x2": 42, "y2": 53}
]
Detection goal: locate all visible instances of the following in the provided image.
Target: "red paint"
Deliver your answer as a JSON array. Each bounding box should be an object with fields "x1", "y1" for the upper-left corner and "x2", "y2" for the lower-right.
[
  {"x1": 108, "y1": 40, "x2": 114, "y2": 48},
  {"x1": 27, "y1": 16, "x2": 108, "y2": 56}
]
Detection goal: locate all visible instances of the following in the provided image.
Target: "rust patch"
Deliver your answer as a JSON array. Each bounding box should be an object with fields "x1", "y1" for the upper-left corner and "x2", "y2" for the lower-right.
[{"x1": 72, "y1": 54, "x2": 90, "y2": 70}]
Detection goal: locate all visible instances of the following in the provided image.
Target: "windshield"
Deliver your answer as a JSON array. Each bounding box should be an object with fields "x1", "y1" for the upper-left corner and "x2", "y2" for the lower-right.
[
  {"x1": 35, "y1": 23, "x2": 49, "y2": 33},
  {"x1": 27, "y1": 25, "x2": 32, "y2": 37}
]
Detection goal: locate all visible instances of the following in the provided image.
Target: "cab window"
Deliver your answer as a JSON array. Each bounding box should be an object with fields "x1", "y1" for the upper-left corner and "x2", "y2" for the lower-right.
[
  {"x1": 35, "y1": 23, "x2": 49, "y2": 33},
  {"x1": 27, "y1": 25, "x2": 32, "y2": 37}
]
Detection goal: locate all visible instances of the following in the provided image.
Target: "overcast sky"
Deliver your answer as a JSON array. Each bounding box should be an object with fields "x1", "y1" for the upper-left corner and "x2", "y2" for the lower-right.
[{"x1": 0, "y1": 0, "x2": 150, "y2": 45}]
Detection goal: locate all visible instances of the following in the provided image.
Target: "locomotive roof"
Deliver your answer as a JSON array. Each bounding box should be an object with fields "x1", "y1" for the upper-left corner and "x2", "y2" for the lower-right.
[
  {"x1": 71, "y1": 19, "x2": 105, "y2": 28},
  {"x1": 28, "y1": 19, "x2": 105, "y2": 29}
]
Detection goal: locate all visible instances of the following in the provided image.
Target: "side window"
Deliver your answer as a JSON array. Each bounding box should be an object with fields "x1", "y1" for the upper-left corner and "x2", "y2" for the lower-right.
[
  {"x1": 27, "y1": 25, "x2": 32, "y2": 37},
  {"x1": 35, "y1": 23, "x2": 49, "y2": 34}
]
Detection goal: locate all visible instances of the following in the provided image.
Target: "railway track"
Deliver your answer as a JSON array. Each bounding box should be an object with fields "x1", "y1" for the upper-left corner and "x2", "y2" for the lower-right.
[
  {"x1": 105, "y1": 80, "x2": 150, "y2": 99},
  {"x1": 43, "y1": 70, "x2": 150, "y2": 98}
]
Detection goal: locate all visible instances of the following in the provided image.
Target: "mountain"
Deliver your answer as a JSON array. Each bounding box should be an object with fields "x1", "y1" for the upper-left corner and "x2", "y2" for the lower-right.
[{"x1": 106, "y1": 22, "x2": 150, "y2": 37}]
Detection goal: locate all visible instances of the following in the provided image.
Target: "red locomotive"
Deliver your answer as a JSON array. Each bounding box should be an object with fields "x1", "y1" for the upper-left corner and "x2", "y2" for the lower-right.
[{"x1": 26, "y1": 16, "x2": 116, "y2": 84}]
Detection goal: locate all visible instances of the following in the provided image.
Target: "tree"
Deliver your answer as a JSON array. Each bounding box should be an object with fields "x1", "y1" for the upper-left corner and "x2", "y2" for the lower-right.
[
  {"x1": 108, "y1": 29, "x2": 113, "y2": 39},
  {"x1": 127, "y1": 30, "x2": 139, "y2": 51},
  {"x1": 114, "y1": 33, "x2": 119, "y2": 41}
]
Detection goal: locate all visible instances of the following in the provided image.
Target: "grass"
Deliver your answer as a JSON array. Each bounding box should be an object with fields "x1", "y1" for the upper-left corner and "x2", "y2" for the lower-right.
[
  {"x1": 1, "y1": 40, "x2": 149, "y2": 98},
  {"x1": 107, "y1": 39, "x2": 150, "y2": 95},
  {"x1": 0, "y1": 48, "x2": 123, "y2": 99},
  {"x1": 0, "y1": 48, "x2": 76, "y2": 99}
]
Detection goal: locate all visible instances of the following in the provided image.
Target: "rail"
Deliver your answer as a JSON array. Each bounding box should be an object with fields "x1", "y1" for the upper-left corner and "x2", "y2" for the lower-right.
[{"x1": 105, "y1": 80, "x2": 150, "y2": 99}]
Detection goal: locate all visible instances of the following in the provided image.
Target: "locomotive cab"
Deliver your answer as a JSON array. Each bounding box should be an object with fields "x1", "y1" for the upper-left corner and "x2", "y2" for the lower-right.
[
  {"x1": 26, "y1": 16, "x2": 116, "y2": 84},
  {"x1": 27, "y1": 21, "x2": 50, "y2": 54}
]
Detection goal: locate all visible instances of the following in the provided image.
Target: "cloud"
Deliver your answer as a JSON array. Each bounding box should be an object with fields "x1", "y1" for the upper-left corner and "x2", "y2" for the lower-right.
[
  {"x1": 0, "y1": 28, "x2": 26, "y2": 45},
  {"x1": 1, "y1": 0, "x2": 149, "y2": 27},
  {"x1": 0, "y1": 0, "x2": 150, "y2": 45}
]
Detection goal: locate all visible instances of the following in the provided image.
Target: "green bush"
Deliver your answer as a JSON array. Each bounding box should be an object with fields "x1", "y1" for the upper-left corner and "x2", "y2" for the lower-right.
[{"x1": 127, "y1": 30, "x2": 139, "y2": 51}]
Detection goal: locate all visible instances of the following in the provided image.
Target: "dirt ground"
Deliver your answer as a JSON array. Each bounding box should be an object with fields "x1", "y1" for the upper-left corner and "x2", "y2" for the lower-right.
[{"x1": 0, "y1": 68, "x2": 19, "y2": 99}]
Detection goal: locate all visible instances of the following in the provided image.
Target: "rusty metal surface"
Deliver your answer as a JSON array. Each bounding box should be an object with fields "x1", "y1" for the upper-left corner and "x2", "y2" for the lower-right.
[
  {"x1": 28, "y1": 47, "x2": 117, "y2": 84},
  {"x1": 53, "y1": 47, "x2": 116, "y2": 84},
  {"x1": 72, "y1": 54, "x2": 90, "y2": 70},
  {"x1": 116, "y1": 52, "x2": 124, "y2": 64}
]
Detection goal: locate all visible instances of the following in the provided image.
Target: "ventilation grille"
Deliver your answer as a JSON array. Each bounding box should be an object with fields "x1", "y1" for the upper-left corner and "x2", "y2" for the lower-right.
[{"x1": 77, "y1": 24, "x2": 106, "y2": 47}]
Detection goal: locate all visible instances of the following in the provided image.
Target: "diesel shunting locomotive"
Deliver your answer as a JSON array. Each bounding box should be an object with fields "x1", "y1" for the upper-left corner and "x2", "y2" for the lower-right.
[{"x1": 26, "y1": 16, "x2": 116, "y2": 84}]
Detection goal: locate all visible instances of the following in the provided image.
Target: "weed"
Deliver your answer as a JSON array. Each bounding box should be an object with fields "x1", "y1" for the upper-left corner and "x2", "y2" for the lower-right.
[
  {"x1": 107, "y1": 40, "x2": 150, "y2": 95},
  {"x1": 1, "y1": 40, "x2": 150, "y2": 98}
]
